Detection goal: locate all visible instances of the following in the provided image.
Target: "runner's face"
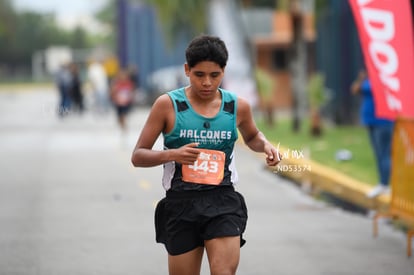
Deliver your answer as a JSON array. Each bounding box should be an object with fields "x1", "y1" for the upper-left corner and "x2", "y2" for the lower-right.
[{"x1": 185, "y1": 61, "x2": 224, "y2": 99}]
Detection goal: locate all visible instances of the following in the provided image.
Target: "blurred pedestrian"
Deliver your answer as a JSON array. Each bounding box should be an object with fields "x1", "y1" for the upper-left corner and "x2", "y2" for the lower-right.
[
  {"x1": 103, "y1": 55, "x2": 119, "y2": 85},
  {"x1": 55, "y1": 63, "x2": 72, "y2": 118},
  {"x1": 351, "y1": 70, "x2": 394, "y2": 198},
  {"x1": 127, "y1": 64, "x2": 145, "y2": 104},
  {"x1": 69, "y1": 62, "x2": 84, "y2": 114},
  {"x1": 110, "y1": 69, "x2": 135, "y2": 132},
  {"x1": 87, "y1": 59, "x2": 110, "y2": 114},
  {"x1": 131, "y1": 34, "x2": 282, "y2": 275},
  {"x1": 127, "y1": 64, "x2": 140, "y2": 90}
]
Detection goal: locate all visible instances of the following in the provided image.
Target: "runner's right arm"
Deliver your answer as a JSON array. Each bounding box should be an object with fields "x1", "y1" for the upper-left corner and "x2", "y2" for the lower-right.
[{"x1": 131, "y1": 94, "x2": 200, "y2": 167}]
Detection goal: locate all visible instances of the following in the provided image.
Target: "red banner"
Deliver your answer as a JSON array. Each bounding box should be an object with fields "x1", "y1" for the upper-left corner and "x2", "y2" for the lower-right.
[{"x1": 349, "y1": 0, "x2": 414, "y2": 119}]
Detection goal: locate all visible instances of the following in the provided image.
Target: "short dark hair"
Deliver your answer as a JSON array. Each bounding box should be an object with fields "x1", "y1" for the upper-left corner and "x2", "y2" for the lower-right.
[{"x1": 185, "y1": 34, "x2": 228, "y2": 69}]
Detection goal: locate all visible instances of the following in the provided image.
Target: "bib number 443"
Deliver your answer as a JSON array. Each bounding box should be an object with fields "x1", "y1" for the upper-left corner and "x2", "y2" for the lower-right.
[
  {"x1": 182, "y1": 149, "x2": 225, "y2": 185},
  {"x1": 188, "y1": 159, "x2": 219, "y2": 173}
]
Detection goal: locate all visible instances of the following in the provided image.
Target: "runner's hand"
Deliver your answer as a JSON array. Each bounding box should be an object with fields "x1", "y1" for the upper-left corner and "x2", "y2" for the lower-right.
[
  {"x1": 174, "y1": 143, "x2": 200, "y2": 165},
  {"x1": 265, "y1": 144, "x2": 282, "y2": 166}
]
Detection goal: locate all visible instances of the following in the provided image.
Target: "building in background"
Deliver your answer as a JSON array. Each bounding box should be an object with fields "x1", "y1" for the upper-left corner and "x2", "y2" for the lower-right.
[{"x1": 116, "y1": 0, "x2": 374, "y2": 124}]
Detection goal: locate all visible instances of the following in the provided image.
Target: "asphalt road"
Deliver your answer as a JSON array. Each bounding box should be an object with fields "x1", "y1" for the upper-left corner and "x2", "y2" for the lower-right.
[{"x1": 0, "y1": 87, "x2": 413, "y2": 275}]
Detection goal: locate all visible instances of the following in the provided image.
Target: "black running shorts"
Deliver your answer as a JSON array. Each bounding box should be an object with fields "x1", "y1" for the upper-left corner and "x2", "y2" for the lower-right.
[{"x1": 154, "y1": 186, "x2": 248, "y2": 256}]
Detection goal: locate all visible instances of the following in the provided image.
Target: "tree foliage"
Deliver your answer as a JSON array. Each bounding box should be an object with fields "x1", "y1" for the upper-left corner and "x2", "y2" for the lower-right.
[
  {"x1": 0, "y1": 0, "x2": 111, "y2": 73},
  {"x1": 143, "y1": 0, "x2": 207, "y2": 46},
  {"x1": 0, "y1": 0, "x2": 16, "y2": 37},
  {"x1": 241, "y1": 0, "x2": 276, "y2": 8},
  {"x1": 95, "y1": 0, "x2": 117, "y2": 50}
]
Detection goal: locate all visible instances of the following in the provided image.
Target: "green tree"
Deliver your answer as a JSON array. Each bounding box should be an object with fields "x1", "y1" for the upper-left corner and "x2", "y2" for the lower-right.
[
  {"x1": 143, "y1": 0, "x2": 207, "y2": 46},
  {"x1": 2, "y1": 11, "x2": 64, "y2": 66},
  {"x1": 307, "y1": 72, "x2": 327, "y2": 136},
  {"x1": 241, "y1": 0, "x2": 276, "y2": 8},
  {"x1": 0, "y1": 0, "x2": 17, "y2": 65},
  {"x1": 0, "y1": 0, "x2": 16, "y2": 37},
  {"x1": 95, "y1": 0, "x2": 117, "y2": 50},
  {"x1": 70, "y1": 26, "x2": 90, "y2": 48},
  {"x1": 315, "y1": 0, "x2": 329, "y2": 19}
]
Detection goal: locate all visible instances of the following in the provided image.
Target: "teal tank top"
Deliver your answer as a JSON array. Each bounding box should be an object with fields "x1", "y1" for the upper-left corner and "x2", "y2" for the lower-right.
[{"x1": 162, "y1": 87, "x2": 239, "y2": 191}]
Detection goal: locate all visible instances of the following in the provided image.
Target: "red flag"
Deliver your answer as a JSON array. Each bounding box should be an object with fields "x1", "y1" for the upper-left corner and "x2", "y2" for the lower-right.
[{"x1": 349, "y1": 0, "x2": 414, "y2": 119}]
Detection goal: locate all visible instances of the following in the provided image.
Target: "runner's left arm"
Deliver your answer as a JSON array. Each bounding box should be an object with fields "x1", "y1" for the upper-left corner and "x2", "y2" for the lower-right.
[{"x1": 237, "y1": 97, "x2": 281, "y2": 166}]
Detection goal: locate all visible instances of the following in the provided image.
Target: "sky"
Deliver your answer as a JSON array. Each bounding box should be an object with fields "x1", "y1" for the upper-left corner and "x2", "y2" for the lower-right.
[{"x1": 12, "y1": 0, "x2": 109, "y2": 32}]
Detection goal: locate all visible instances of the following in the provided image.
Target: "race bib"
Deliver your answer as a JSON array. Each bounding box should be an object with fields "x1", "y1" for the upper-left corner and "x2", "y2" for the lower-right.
[
  {"x1": 182, "y1": 149, "x2": 225, "y2": 185},
  {"x1": 116, "y1": 89, "x2": 132, "y2": 105}
]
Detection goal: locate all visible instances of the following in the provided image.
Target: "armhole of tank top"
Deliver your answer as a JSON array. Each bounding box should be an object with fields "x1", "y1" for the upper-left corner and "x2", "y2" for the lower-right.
[
  {"x1": 220, "y1": 88, "x2": 239, "y2": 141},
  {"x1": 163, "y1": 91, "x2": 179, "y2": 137},
  {"x1": 233, "y1": 95, "x2": 239, "y2": 140}
]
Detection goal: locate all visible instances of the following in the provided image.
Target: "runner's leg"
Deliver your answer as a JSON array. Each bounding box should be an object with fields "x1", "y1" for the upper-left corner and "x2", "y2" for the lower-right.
[
  {"x1": 168, "y1": 247, "x2": 204, "y2": 275},
  {"x1": 205, "y1": 236, "x2": 240, "y2": 275}
]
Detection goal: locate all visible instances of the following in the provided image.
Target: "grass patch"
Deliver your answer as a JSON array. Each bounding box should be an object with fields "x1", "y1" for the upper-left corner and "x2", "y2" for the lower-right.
[
  {"x1": 256, "y1": 118, "x2": 378, "y2": 186},
  {"x1": 0, "y1": 82, "x2": 54, "y2": 92}
]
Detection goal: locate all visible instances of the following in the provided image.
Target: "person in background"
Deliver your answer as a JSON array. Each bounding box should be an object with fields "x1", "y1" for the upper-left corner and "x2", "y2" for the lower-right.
[
  {"x1": 131, "y1": 34, "x2": 282, "y2": 275},
  {"x1": 110, "y1": 69, "x2": 135, "y2": 132},
  {"x1": 87, "y1": 59, "x2": 110, "y2": 114},
  {"x1": 103, "y1": 55, "x2": 120, "y2": 85},
  {"x1": 127, "y1": 64, "x2": 140, "y2": 91},
  {"x1": 351, "y1": 70, "x2": 394, "y2": 198},
  {"x1": 55, "y1": 63, "x2": 72, "y2": 118},
  {"x1": 68, "y1": 62, "x2": 84, "y2": 114},
  {"x1": 127, "y1": 64, "x2": 145, "y2": 105}
]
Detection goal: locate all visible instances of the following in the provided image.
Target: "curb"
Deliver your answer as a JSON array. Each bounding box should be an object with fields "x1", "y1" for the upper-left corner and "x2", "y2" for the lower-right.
[
  {"x1": 268, "y1": 151, "x2": 390, "y2": 212},
  {"x1": 241, "y1": 143, "x2": 390, "y2": 212}
]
